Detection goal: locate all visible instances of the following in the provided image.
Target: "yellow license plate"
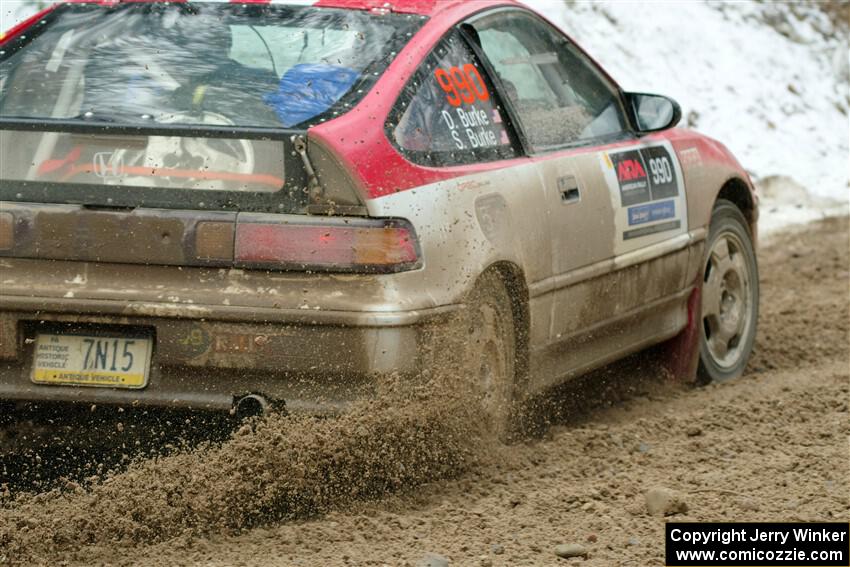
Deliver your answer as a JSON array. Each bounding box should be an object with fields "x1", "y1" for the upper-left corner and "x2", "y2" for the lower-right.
[{"x1": 31, "y1": 333, "x2": 152, "y2": 389}]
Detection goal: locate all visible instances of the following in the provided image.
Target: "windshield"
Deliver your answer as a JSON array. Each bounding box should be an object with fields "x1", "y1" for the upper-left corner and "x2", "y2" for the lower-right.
[{"x1": 0, "y1": 2, "x2": 425, "y2": 128}]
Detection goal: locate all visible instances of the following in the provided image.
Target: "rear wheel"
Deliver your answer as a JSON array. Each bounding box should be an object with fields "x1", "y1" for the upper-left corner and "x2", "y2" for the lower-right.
[
  {"x1": 433, "y1": 271, "x2": 518, "y2": 440},
  {"x1": 698, "y1": 199, "x2": 759, "y2": 382}
]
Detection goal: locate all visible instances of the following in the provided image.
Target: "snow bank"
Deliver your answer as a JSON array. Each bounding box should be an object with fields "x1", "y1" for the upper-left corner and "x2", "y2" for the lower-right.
[{"x1": 522, "y1": 0, "x2": 849, "y2": 233}]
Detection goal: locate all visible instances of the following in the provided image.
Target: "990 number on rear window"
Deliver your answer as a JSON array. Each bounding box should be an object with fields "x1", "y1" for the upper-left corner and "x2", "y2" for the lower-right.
[
  {"x1": 387, "y1": 30, "x2": 517, "y2": 167},
  {"x1": 434, "y1": 64, "x2": 490, "y2": 107}
]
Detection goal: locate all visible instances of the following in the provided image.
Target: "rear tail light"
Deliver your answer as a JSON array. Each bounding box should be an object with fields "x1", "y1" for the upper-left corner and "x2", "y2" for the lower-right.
[{"x1": 223, "y1": 216, "x2": 420, "y2": 273}]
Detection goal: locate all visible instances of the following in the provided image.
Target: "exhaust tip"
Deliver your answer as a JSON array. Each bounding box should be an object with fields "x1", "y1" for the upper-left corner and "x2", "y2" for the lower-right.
[{"x1": 234, "y1": 394, "x2": 270, "y2": 421}]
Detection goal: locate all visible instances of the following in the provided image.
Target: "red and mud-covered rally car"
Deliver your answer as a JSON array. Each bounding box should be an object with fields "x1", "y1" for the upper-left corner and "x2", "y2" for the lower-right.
[{"x1": 0, "y1": 0, "x2": 758, "y2": 430}]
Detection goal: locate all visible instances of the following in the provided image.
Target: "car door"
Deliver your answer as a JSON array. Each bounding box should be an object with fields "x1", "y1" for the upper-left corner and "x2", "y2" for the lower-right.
[{"x1": 466, "y1": 8, "x2": 689, "y2": 388}]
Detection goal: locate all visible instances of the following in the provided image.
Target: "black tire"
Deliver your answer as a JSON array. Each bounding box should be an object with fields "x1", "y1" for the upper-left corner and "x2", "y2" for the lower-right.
[
  {"x1": 431, "y1": 271, "x2": 518, "y2": 440},
  {"x1": 697, "y1": 199, "x2": 759, "y2": 382}
]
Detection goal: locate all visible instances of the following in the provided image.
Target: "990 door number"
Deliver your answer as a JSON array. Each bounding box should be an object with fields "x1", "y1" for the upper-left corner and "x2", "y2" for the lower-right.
[{"x1": 648, "y1": 156, "x2": 673, "y2": 185}]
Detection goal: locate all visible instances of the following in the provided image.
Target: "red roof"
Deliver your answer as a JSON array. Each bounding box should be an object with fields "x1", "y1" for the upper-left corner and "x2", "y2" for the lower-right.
[{"x1": 315, "y1": 0, "x2": 517, "y2": 16}]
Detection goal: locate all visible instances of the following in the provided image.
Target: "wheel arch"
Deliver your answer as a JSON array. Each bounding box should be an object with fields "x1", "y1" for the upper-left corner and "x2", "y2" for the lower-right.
[{"x1": 716, "y1": 177, "x2": 757, "y2": 240}]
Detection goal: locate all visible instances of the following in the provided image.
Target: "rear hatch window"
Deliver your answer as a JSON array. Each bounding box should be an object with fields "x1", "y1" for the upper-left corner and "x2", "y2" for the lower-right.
[{"x1": 0, "y1": 2, "x2": 425, "y2": 212}]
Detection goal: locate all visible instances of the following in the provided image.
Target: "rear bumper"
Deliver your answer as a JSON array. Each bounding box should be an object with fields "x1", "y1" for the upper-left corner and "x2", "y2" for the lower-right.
[
  {"x1": 0, "y1": 293, "x2": 460, "y2": 327},
  {"x1": 0, "y1": 295, "x2": 460, "y2": 412}
]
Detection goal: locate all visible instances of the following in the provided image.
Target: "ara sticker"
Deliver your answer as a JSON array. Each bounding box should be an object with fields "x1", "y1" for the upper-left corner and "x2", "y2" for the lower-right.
[
  {"x1": 600, "y1": 141, "x2": 688, "y2": 255},
  {"x1": 610, "y1": 146, "x2": 679, "y2": 206},
  {"x1": 611, "y1": 150, "x2": 650, "y2": 206}
]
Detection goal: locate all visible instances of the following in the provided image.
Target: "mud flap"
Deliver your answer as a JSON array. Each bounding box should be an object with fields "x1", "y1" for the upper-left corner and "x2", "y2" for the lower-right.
[{"x1": 660, "y1": 284, "x2": 701, "y2": 383}]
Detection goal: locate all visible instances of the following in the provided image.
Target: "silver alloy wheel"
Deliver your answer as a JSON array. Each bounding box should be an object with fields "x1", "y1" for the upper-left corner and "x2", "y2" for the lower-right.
[
  {"x1": 474, "y1": 305, "x2": 509, "y2": 423},
  {"x1": 451, "y1": 271, "x2": 517, "y2": 440},
  {"x1": 701, "y1": 230, "x2": 754, "y2": 369}
]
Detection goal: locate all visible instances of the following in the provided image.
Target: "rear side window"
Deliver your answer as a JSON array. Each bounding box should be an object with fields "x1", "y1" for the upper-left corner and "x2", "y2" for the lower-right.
[
  {"x1": 470, "y1": 10, "x2": 627, "y2": 151},
  {"x1": 387, "y1": 30, "x2": 517, "y2": 167}
]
